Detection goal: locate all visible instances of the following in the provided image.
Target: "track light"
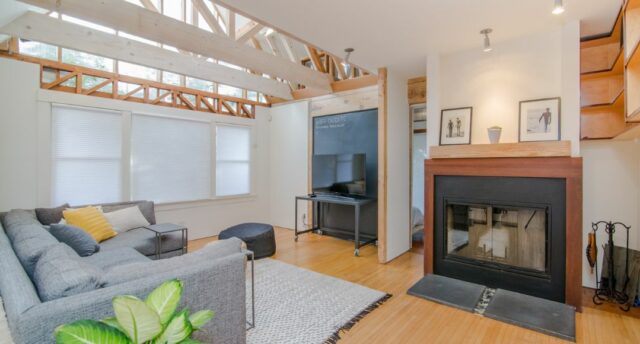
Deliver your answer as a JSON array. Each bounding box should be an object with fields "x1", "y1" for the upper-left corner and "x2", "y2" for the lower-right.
[
  {"x1": 552, "y1": 0, "x2": 565, "y2": 15},
  {"x1": 480, "y1": 29, "x2": 492, "y2": 52}
]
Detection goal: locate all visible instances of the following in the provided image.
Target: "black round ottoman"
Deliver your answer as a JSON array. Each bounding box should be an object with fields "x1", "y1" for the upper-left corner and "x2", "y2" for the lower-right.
[{"x1": 219, "y1": 223, "x2": 276, "y2": 259}]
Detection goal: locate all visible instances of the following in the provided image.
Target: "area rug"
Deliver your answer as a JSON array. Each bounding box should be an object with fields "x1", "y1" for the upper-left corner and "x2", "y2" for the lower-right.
[
  {"x1": 246, "y1": 259, "x2": 391, "y2": 344},
  {"x1": 0, "y1": 299, "x2": 14, "y2": 344}
]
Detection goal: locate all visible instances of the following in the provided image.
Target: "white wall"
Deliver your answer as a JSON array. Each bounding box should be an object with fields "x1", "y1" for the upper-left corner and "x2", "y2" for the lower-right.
[
  {"x1": 268, "y1": 101, "x2": 309, "y2": 230},
  {"x1": 0, "y1": 58, "x2": 39, "y2": 210},
  {"x1": 431, "y1": 25, "x2": 580, "y2": 154},
  {"x1": 0, "y1": 58, "x2": 271, "y2": 239},
  {"x1": 581, "y1": 140, "x2": 640, "y2": 288},
  {"x1": 385, "y1": 69, "x2": 411, "y2": 261}
]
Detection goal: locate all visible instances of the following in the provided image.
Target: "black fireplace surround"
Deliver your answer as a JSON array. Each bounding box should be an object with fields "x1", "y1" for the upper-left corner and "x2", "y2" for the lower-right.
[{"x1": 434, "y1": 176, "x2": 566, "y2": 302}]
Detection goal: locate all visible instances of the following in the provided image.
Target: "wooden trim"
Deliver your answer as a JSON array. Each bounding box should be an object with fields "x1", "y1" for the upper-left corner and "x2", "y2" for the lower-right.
[
  {"x1": 423, "y1": 157, "x2": 583, "y2": 311},
  {"x1": 1, "y1": 53, "x2": 264, "y2": 117},
  {"x1": 377, "y1": 67, "x2": 388, "y2": 263},
  {"x1": 305, "y1": 46, "x2": 326, "y2": 74},
  {"x1": 275, "y1": 75, "x2": 378, "y2": 103},
  {"x1": 408, "y1": 76, "x2": 427, "y2": 105},
  {"x1": 429, "y1": 141, "x2": 572, "y2": 159}
]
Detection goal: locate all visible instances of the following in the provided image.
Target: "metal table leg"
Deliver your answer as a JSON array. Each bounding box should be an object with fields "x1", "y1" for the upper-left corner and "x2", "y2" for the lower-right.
[
  {"x1": 294, "y1": 198, "x2": 299, "y2": 242},
  {"x1": 354, "y1": 204, "x2": 360, "y2": 256},
  {"x1": 246, "y1": 250, "x2": 255, "y2": 330}
]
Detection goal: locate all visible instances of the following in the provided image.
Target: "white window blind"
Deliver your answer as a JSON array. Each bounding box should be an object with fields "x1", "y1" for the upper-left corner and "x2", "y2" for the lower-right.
[
  {"x1": 216, "y1": 125, "x2": 251, "y2": 196},
  {"x1": 131, "y1": 114, "x2": 211, "y2": 203},
  {"x1": 52, "y1": 105, "x2": 123, "y2": 205}
]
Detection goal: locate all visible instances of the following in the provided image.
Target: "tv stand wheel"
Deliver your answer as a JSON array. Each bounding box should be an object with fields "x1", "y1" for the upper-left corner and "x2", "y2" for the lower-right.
[
  {"x1": 354, "y1": 249, "x2": 360, "y2": 257},
  {"x1": 294, "y1": 236, "x2": 298, "y2": 242},
  {"x1": 317, "y1": 230, "x2": 324, "y2": 235}
]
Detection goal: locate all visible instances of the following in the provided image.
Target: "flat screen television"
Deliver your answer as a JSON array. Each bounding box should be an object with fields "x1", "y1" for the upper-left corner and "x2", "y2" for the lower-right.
[{"x1": 312, "y1": 154, "x2": 366, "y2": 196}]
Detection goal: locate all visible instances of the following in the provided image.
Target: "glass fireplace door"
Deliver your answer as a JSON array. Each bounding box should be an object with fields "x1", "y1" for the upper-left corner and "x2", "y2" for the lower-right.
[{"x1": 445, "y1": 203, "x2": 547, "y2": 272}]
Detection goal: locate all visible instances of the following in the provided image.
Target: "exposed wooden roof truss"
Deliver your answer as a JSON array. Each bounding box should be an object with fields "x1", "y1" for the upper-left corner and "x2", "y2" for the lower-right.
[{"x1": 0, "y1": 0, "x2": 372, "y2": 110}]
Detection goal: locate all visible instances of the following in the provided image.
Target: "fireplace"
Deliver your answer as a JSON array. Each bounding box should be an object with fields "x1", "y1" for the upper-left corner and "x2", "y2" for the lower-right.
[
  {"x1": 424, "y1": 157, "x2": 583, "y2": 310},
  {"x1": 434, "y1": 176, "x2": 566, "y2": 302}
]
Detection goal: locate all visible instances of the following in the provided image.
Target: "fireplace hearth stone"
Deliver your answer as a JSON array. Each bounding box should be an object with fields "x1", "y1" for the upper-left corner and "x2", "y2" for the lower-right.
[
  {"x1": 408, "y1": 275, "x2": 576, "y2": 341},
  {"x1": 407, "y1": 274, "x2": 485, "y2": 312},
  {"x1": 484, "y1": 288, "x2": 575, "y2": 341}
]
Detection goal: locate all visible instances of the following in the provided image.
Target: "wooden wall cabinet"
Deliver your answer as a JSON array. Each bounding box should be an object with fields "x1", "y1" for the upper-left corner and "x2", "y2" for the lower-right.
[{"x1": 626, "y1": 0, "x2": 640, "y2": 122}]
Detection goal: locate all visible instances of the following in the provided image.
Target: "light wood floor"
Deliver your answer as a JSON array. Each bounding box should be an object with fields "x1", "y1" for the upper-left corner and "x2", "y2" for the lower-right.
[{"x1": 189, "y1": 228, "x2": 640, "y2": 344}]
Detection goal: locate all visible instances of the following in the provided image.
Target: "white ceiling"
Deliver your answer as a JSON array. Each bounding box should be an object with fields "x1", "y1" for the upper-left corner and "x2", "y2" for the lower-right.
[{"x1": 222, "y1": 0, "x2": 623, "y2": 78}]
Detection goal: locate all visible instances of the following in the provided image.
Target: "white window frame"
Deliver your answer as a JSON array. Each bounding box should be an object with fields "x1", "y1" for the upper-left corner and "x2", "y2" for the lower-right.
[
  {"x1": 214, "y1": 123, "x2": 253, "y2": 198},
  {"x1": 46, "y1": 97, "x2": 257, "y2": 207}
]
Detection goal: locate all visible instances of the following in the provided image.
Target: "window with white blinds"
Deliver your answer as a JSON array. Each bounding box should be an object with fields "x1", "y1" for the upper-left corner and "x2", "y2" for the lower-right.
[
  {"x1": 216, "y1": 125, "x2": 251, "y2": 196},
  {"x1": 51, "y1": 105, "x2": 123, "y2": 205},
  {"x1": 131, "y1": 114, "x2": 212, "y2": 203}
]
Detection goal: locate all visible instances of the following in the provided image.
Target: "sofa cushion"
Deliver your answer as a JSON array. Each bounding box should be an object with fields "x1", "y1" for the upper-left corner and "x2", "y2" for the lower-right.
[
  {"x1": 49, "y1": 224, "x2": 100, "y2": 257},
  {"x1": 81, "y1": 247, "x2": 149, "y2": 270},
  {"x1": 63, "y1": 206, "x2": 117, "y2": 243},
  {"x1": 0, "y1": 222, "x2": 41, "y2": 322},
  {"x1": 3, "y1": 210, "x2": 59, "y2": 279},
  {"x1": 101, "y1": 201, "x2": 156, "y2": 225},
  {"x1": 104, "y1": 237, "x2": 242, "y2": 286},
  {"x1": 35, "y1": 203, "x2": 70, "y2": 225},
  {"x1": 33, "y1": 243, "x2": 104, "y2": 302},
  {"x1": 100, "y1": 227, "x2": 182, "y2": 257},
  {"x1": 103, "y1": 206, "x2": 150, "y2": 233}
]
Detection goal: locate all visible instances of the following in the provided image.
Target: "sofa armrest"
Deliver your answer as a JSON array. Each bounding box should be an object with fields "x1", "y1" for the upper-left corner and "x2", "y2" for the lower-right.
[{"x1": 15, "y1": 252, "x2": 247, "y2": 344}]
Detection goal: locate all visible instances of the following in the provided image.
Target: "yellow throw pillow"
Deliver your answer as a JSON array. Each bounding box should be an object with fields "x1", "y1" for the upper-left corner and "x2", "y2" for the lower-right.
[{"x1": 63, "y1": 206, "x2": 117, "y2": 243}]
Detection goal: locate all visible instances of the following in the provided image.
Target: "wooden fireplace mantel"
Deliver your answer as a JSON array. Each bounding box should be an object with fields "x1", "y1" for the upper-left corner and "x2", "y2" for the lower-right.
[
  {"x1": 423, "y1": 157, "x2": 583, "y2": 311},
  {"x1": 430, "y1": 141, "x2": 572, "y2": 159}
]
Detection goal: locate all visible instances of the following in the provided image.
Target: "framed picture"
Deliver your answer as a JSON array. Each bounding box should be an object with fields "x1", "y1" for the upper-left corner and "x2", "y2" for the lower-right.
[
  {"x1": 519, "y1": 97, "x2": 561, "y2": 142},
  {"x1": 439, "y1": 107, "x2": 472, "y2": 145}
]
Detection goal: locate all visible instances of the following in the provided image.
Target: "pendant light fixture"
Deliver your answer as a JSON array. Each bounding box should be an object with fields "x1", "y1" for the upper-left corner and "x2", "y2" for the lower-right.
[
  {"x1": 344, "y1": 48, "x2": 354, "y2": 76},
  {"x1": 552, "y1": 0, "x2": 565, "y2": 15},
  {"x1": 480, "y1": 29, "x2": 493, "y2": 52}
]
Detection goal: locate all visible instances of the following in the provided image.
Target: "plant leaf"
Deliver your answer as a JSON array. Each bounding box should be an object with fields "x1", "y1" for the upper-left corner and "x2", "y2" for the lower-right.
[
  {"x1": 55, "y1": 320, "x2": 131, "y2": 344},
  {"x1": 145, "y1": 279, "x2": 183, "y2": 325},
  {"x1": 153, "y1": 310, "x2": 192, "y2": 344},
  {"x1": 178, "y1": 340, "x2": 203, "y2": 344},
  {"x1": 101, "y1": 317, "x2": 124, "y2": 332},
  {"x1": 113, "y1": 295, "x2": 162, "y2": 344},
  {"x1": 188, "y1": 310, "x2": 214, "y2": 330}
]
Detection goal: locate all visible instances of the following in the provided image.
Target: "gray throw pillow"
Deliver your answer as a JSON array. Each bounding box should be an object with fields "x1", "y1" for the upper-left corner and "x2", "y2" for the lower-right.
[
  {"x1": 33, "y1": 243, "x2": 104, "y2": 302},
  {"x1": 49, "y1": 224, "x2": 100, "y2": 257},
  {"x1": 35, "y1": 203, "x2": 70, "y2": 225}
]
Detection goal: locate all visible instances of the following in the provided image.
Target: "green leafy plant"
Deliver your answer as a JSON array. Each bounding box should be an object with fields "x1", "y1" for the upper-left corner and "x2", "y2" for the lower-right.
[{"x1": 54, "y1": 279, "x2": 214, "y2": 344}]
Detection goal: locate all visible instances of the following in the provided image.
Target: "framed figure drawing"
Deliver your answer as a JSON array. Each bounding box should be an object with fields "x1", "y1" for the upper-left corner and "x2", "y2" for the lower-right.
[
  {"x1": 519, "y1": 97, "x2": 561, "y2": 142},
  {"x1": 440, "y1": 107, "x2": 472, "y2": 145}
]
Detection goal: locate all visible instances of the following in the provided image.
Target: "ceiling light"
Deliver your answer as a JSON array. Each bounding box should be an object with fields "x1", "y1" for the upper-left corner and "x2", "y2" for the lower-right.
[
  {"x1": 552, "y1": 0, "x2": 565, "y2": 15},
  {"x1": 480, "y1": 29, "x2": 492, "y2": 52},
  {"x1": 344, "y1": 48, "x2": 354, "y2": 64}
]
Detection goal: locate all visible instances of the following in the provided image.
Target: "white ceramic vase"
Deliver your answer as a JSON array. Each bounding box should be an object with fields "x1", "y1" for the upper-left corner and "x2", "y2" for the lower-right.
[{"x1": 487, "y1": 127, "x2": 502, "y2": 144}]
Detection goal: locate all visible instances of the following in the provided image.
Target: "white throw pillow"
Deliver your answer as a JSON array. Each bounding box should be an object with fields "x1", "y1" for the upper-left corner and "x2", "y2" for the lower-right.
[{"x1": 102, "y1": 206, "x2": 150, "y2": 233}]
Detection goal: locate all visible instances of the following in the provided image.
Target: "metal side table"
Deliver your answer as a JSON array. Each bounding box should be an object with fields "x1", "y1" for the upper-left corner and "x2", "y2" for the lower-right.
[
  {"x1": 243, "y1": 249, "x2": 255, "y2": 330},
  {"x1": 144, "y1": 223, "x2": 188, "y2": 259}
]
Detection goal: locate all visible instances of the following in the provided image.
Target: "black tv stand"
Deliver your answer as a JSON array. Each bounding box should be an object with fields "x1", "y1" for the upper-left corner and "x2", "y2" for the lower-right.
[{"x1": 294, "y1": 194, "x2": 377, "y2": 256}]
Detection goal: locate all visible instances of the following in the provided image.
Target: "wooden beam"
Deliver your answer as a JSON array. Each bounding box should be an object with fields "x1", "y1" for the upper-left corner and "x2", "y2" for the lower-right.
[
  {"x1": 377, "y1": 67, "x2": 388, "y2": 264},
  {"x1": 139, "y1": 0, "x2": 158, "y2": 12},
  {"x1": 236, "y1": 21, "x2": 263, "y2": 43},
  {"x1": 228, "y1": 9, "x2": 235, "y2": 40},
  {"x1": 18, "y1": 0, "x2": 332, "y2": 91},
  {"x1": 305, "y1": 45, "x2": 326, "y2": 73},
  {"x1": 191, "y1": 0, "x2": 225, "y2": 34},
  {"x1": 0, "y1": 12, "x2": 292, "y2": 99},
  {"x1": 279, "y1": 34, "x2": 298, "y2": 63}
]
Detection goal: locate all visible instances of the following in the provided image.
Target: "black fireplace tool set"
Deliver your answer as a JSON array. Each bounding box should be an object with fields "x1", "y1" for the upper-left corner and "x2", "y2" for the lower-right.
[{"x1": 587, "y1": 221, "x2": 632, "y2": 311}]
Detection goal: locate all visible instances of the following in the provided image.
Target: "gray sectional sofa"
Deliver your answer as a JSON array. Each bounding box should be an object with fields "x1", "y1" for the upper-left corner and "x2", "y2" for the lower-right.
[{"x1": 0, "y1": 201, "x2": 247, "y2": 344}]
